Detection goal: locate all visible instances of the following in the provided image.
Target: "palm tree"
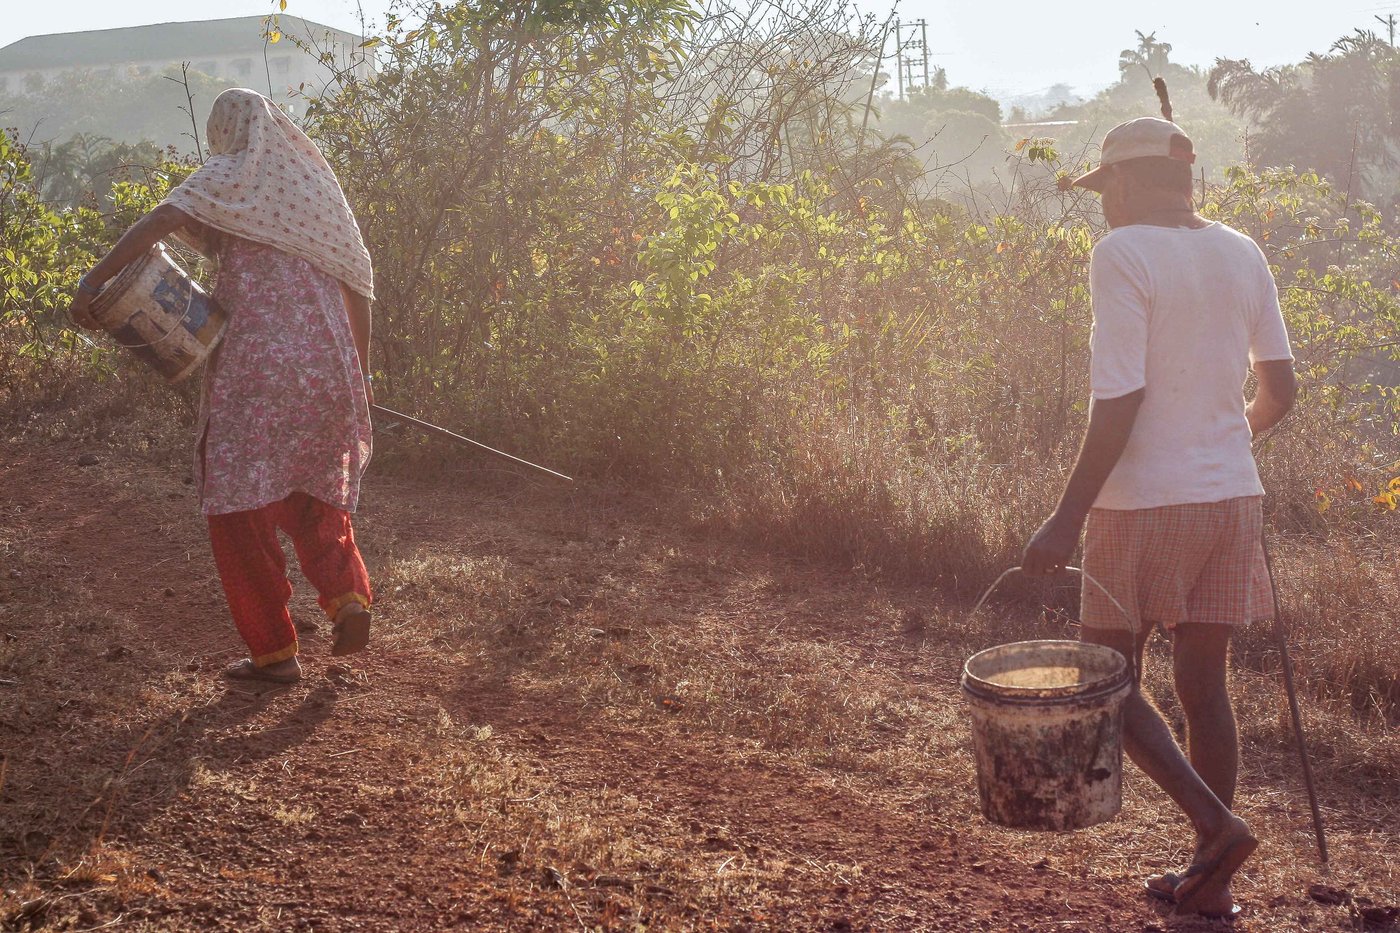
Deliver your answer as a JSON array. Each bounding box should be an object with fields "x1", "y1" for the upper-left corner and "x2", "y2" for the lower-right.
[
  {"x1": 1204, "y1": 59, "x2": 1291, "y2": 121},
  {"x1": 35, "y1": 134, "x2": 114, "y2": 206},
  {"x1": 1118, "y1": 31, "x2": 1173, "y2": 83},
  {"x1": 34, "y1": 134, "x2": 164, "y2": 208}
]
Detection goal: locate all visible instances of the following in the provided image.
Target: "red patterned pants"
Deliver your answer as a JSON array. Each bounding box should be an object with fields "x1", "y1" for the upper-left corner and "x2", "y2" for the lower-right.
[{"x1": 207, "y1": 492, "x2": 371, "y2": 667}]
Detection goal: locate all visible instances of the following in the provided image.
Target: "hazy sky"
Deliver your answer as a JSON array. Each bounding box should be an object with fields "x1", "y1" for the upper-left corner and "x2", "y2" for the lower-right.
[{"x1": 1, "y1": 0, "x2": 1396, "y2": 98}]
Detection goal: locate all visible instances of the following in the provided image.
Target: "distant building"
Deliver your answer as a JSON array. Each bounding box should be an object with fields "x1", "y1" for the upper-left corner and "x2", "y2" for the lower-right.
[{"x1": 0, "y1": 15, "x2": 373, "y2": 112}]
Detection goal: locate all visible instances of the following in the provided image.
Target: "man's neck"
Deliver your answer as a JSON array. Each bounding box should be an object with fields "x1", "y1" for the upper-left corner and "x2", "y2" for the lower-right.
[{"x1": 1122, "y1": 193, "x2": 1208, "y2": 229}]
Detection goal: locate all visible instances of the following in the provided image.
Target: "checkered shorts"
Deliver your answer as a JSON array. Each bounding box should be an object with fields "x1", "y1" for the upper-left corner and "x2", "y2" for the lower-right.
[{"x1": 1081, "y1": 496, "x2": 1275, "y2": 634}]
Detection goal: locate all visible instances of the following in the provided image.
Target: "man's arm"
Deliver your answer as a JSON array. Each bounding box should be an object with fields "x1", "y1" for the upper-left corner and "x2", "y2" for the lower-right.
[
  {"x1": 1021, "y1": 388, "x2": 1144, "y2": 576},
  {"x1": 1247, "y1": 359, "x2": 1296, "y2": 437}
]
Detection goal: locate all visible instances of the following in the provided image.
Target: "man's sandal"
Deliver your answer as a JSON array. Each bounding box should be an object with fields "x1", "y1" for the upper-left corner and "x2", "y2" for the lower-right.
[
  {"x1": 1145, "y1": 872, "x2": 1243, "y2": 919},
  {"x1": 1172, "y1": 819, "x2": 1258, "y2": 919},
  {"x1": 1147, "y1": 871, "x2": 1246, "y2": 920},
  {"x1": 1144, "y1": 872, "x2": 1183, "y2": 903},
  {"x1": 331, "y1": 602, "x2": 371, "y2": 656},
  {"x1": 223, "y1": 657, "x2": 301, "y2": 685}
]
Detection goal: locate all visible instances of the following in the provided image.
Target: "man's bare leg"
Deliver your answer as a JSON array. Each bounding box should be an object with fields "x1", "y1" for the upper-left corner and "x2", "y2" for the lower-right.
[
  {"x1": 1172, "y1": 623, "x2": 1238, "y2": 809},
  {"x1": 1168, "y1": 623, "x2": 1243, "y2": 911},
  {"x1": 1081, "y1": 625, "x2": 1253, "y2": 915}
]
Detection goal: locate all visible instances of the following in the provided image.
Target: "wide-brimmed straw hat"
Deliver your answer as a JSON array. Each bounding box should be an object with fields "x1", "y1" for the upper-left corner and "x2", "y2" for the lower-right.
[{"x1": 1072, "y1": 117, "x2": 1197, "y2": 192}]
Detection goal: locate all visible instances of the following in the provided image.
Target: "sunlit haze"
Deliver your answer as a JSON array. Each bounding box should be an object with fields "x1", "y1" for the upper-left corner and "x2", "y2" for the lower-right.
[{"x1": 0, "y1": 0, "x2": 1395, "y2": 99}]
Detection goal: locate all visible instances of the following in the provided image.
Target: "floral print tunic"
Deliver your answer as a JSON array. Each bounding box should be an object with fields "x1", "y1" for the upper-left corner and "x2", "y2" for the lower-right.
[{"x1": 196, "y1": 236, "x2": 371, "y2": 516}]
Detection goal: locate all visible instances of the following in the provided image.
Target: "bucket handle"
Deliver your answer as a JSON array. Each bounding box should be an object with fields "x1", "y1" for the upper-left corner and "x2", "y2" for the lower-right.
[{"x1": 969, "y1": 566, "x2": 1141, "y2": 684}]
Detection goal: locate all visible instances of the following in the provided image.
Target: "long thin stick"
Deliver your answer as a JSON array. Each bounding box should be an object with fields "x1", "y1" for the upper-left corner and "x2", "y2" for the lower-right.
[
  {"x1": 1260, "y1": 527, "x2": 1329, "y2": 865},
  {"x1": 163, "y1": 63, "x2": 204, "y2": 162},
  {"x1": 371, "y1": 404, "x2": 574, "y2": 483},
  {"x1": 858, "y1": 12, "x2": 893, "y2": 150}
]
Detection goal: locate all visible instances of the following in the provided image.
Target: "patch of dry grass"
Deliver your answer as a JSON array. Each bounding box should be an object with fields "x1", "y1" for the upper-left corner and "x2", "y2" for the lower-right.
[
  {"x1": 709, "y1": 411, "x2": 1066, "y2": 591},
  {"x1": 1262, "y1": 541, "x2": 1400, "y2": 719},
  {"x1": 373, "y1": 505, "x2": 1397, "y2": 930}
]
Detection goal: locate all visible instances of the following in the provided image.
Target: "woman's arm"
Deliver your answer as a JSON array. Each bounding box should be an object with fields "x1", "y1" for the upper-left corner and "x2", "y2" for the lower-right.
[
  {"x1": 339, "y1": 282, "x2": 373, "y2": 405},
  {"x1": 70, "y1": 204, "x2": 194, "y2": 328}
]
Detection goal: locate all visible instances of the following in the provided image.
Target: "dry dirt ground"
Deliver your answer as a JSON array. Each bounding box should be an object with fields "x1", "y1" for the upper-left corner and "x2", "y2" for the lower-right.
[{"x1": 1, "y1": 437, "x2": 1395, "y2": 932}]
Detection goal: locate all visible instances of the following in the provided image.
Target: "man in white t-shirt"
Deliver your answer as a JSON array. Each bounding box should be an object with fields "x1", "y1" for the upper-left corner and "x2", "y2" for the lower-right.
[{"x1": 1021, "y1": 117, "x2": 1296, "y2": 918}]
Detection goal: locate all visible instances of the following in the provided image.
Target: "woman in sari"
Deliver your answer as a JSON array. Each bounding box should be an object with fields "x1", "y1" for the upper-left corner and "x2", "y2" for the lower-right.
[{"x1": 70, "y1": 88, "x2": 375, "y2": 685}]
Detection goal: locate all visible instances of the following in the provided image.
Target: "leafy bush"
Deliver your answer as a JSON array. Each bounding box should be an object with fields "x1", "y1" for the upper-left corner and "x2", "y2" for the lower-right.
[
  {"x1": 2, "y1": 1, "x2": 1396, "y2": 716},
  {"x1": 0, "y1": 131, "x2": 190, "y2": 403}
]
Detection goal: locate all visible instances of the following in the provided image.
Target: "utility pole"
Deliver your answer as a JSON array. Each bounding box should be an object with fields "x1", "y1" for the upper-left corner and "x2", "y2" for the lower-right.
[
  {"x1": 896, "y1": 20, "x2": 904, "y2": 100},
  {"x1": 1377, "y1": 13, "x2": 1397, "y2": 47},
  {"x1": 893, "y1": 18, "x2": 931, "y2": 99},
  {"x1": 921, "y1": 19, "x2": 930, "y2": 89}
]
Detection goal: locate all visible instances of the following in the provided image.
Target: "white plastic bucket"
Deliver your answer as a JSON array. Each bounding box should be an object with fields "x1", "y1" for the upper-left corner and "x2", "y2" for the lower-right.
[
  {"x1": 961, "y1": 638, "x2": 1131, "y2": 830},
  {"x1": 960, "y1": 567, "x2": 1137, "y2": 831},
  {"x1": 89, "y1": 242, "x2": 227, "y2": 383}
]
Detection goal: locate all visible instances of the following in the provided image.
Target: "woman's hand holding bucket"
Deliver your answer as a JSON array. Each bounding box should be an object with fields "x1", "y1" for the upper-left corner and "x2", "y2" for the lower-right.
[
  {"x1": 68, "y1": 279, "x2": 102, "y2": 330},
  {"x1": 70, "y1": 203, "x2": 194, "y2": 335}
]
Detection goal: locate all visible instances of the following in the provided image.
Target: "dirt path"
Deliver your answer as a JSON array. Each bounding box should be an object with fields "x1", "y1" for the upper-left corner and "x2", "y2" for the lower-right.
[{"x1": 0, "y1": 439, "x2": 1371, "y2": 931}]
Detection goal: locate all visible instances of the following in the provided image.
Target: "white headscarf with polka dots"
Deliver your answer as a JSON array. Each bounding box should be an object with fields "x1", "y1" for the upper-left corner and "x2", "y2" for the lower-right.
[{"x1": 163, "y1": 88, "x2": 374, "y2": 299}]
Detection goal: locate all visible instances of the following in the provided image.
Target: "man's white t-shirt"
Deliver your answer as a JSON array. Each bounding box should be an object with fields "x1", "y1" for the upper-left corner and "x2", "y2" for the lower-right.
[{"x1": 1089, "y1": 222, "x2": 1294, "y2": 511}]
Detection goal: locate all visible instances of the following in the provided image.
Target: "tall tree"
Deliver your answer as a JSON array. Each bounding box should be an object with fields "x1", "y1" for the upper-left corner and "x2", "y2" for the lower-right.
[
  {"x1": 1208, "y1": 30, "x2": 1400, "y2": 196},
  {"x1": 33, "y1": 135, "x2": 166, "y2": 208}
]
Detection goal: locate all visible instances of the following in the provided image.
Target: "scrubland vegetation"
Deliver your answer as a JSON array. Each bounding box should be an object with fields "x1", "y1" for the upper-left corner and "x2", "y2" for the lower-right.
[{"x1": 3, "y1": 0, "x2": 1398, "y2": 854}]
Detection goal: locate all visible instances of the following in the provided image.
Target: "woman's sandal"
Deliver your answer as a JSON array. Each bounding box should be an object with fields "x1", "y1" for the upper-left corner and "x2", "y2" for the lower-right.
[
  {"x1": 223, "y1": 657, "x2": 301, "y2": 685},
  {"x1": 331, "y1": 603, "x2": 371, "y2": 657}
]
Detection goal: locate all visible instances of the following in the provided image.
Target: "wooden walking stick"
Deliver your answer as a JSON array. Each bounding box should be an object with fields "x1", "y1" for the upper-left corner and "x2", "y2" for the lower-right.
[{"x1": 1260, "y1": 529, "x2": 1329, "y2": 865}]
